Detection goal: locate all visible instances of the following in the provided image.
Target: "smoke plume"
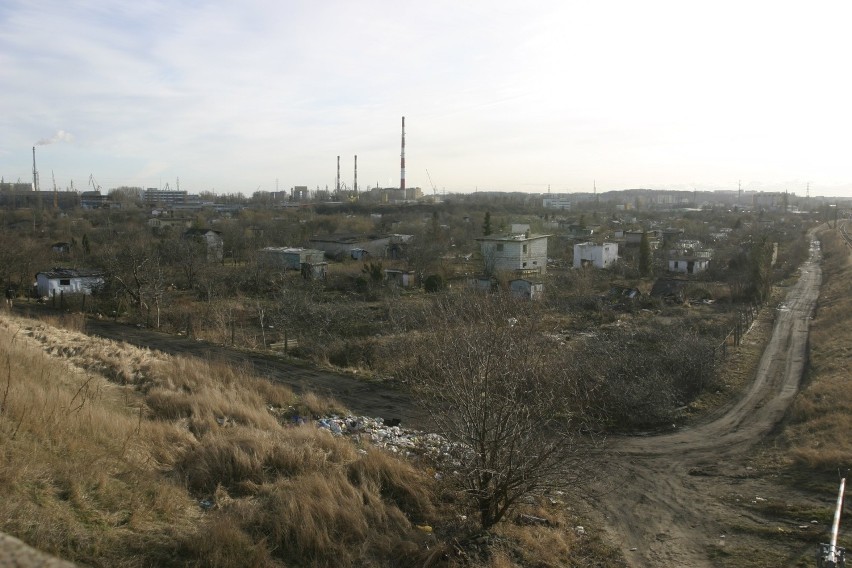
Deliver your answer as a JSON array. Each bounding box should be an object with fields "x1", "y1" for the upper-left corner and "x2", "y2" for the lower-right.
[{"x1": 36, "y1": 130, "x2": 74, "y2": 145}]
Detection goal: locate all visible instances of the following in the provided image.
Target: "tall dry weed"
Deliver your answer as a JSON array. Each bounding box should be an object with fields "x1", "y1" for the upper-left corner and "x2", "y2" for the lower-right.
[
  {"x1": 0, "y1": 315, "x2": 197, "y2": 564},
  {"x1": 0, "y1": 311, "x2": 452, "y2": 567},
  {"x1": 248, "y1": 472, "x2": 413, "y2": 567},
  {"x1": 347, "y1": 448, "x2": 435, "y2": 522}
]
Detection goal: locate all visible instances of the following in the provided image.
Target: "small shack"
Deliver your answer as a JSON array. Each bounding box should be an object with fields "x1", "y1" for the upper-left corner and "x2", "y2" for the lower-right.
[
  {"x1": 259, "y1": 247, "x2": 326, "y2": 270},
  {"x1": 668, "y1": 257, "x2": 710, "y2": 275},
  {"x1": 509, "y1": 278, "x2": 543, "y2": 300},
  {"x1": 650, "y1": 278, "x2": 688, "y2": 304},
  {"x1": 35, "y1": 268, "x2": 104, "y2": 298},
  {"x1": 573, "y1": 242, "x2": 619, "y2": 269},
  {"x1": 384, "y1": 269, "x2": 416, "y2": 288}
]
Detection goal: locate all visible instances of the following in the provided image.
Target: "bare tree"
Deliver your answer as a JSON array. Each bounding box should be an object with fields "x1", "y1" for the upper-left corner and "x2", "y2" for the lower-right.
[
  {"x1": 406, "y1": 293, "x2": 600, "y2": 529},
  {"x1": 99, "y1": 235, "x2": 167, "y2": 325},
  {"x1": 159, "y1": 237, "x2": 207, "y2": 290}
]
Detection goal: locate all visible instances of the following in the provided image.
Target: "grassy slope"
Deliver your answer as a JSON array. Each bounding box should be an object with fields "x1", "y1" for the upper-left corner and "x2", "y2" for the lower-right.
[
  {"x1": 0, "y1": 312, "x2": 433, "y2": 567},
  {"x1": 0, "y1": 311, "x2": 621, "y2": 567}
]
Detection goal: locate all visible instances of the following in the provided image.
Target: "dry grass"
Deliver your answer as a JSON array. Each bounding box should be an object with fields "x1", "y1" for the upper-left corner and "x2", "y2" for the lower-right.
[
  {"x1": 0, "y1": 315, "x2": 198, "y2": 566},
  {"x1": 784, "y1": 230, "x2": 852, "y2": 470},
  {"x1": 0, "y1": 312, "x2": 435, "y2": 566},
  {"x1": 0, "y1": 310, "x2": 622, "y2": 566},
  {"x1": 30, "y1": 311, "x2": 88, "y2": 334}
]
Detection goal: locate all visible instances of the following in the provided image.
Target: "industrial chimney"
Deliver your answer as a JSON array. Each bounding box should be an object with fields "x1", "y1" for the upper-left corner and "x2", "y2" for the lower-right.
[
  {"x1": 400, "y1": 116, "x2": 405, "y2": 193},
  {"x1": 354, "y1": 155, "x2": 358, "y2": 198},
  {"x1": 32, "y1": 146, "x2": 39, "y2": 192},
  {"x1": 336, "y1": 156, "x2": 340, "y2": 193}
]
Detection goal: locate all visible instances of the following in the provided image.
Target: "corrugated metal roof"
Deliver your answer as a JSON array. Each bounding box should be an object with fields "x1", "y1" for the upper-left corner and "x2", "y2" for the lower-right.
[{"x1": 37, "y1": 267, "x2": 104, "y2": 279}]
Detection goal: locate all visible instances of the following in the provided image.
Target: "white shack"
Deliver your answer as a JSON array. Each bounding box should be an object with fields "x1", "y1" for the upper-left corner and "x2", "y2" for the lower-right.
[
  {"x1": 36, "y1": 268, "x2": 104, "y2": 298},
  {"x1": 573, "y1": 242, "x2": 619, "y2": 269}
]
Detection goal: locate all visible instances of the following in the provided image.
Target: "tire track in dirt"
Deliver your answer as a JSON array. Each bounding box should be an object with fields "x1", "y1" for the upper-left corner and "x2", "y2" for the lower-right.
[{"x1": 594, "y1": 238, "x2": 822, "y2": 567}]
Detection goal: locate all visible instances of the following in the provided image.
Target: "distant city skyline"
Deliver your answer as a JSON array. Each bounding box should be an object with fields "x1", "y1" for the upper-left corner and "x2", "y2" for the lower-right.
[{"x1": 3, "y1": 1, "x2": 852, "y2": 197}]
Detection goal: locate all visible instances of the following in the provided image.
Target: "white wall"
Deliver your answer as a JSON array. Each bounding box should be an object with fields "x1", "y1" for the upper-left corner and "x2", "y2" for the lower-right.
[
  {"x1": 480, "y1": 235, "x2": 548, "y2": 274},
  {"x1": 573, "y1": 242, "x2": 618, "y2": 269},
  {"x1": 37, "y1": 275, "x2": 103, "y2": 297}
]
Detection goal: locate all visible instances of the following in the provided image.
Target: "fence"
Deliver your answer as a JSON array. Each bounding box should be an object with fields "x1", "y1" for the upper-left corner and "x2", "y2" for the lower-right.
[{"x1": 712, "y1": 301, "x2": 762, "y2": 365}]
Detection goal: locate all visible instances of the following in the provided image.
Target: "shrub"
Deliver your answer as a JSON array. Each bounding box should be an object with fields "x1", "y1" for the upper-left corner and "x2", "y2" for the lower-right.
[{"x1": 423, "y1": 274, "x2": 445, "y2": 293}]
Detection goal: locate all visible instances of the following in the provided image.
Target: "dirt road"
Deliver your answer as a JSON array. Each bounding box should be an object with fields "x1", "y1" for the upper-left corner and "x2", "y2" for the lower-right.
[{"x1": 594, "y1": 238, "x2": 822, "y2": 567}]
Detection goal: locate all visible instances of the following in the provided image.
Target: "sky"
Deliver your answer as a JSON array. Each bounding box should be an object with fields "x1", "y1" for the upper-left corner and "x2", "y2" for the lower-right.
[{"x1": 2, "y1": 0, "x2": 852, "y2": 197}]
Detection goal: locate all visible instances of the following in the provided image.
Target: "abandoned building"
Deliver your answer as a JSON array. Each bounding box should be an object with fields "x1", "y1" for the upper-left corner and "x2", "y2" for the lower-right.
[
  {"x1": 35, "y1": 268, "x2": 104, "y2": 298},
  {"x1": 668, "y1": 256, "x2": 710, "y2": 274},
  {"x1": 509, "y1": 278, "x2": 544, "y2": 300},
  {"x1": 573, "y1": 242, "x2": 619, "y2": 269},
  {"x1": 476, "y1": 233, "x2": 550, "y2": 276},
  {"x1": 309, "y1": 233, "x2": 412, "y2": 260},
  {"x1": 182, "y1": 228, "x2": 224, "y2": 262},
  {"x1": 259, "y1": 247, "x2": 327, "y2": 279}
]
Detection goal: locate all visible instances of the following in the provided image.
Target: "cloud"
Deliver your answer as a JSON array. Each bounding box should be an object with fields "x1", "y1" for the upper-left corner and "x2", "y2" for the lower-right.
[{"x1": 36, "y1": 130, "x2": 74, "y2": 146}]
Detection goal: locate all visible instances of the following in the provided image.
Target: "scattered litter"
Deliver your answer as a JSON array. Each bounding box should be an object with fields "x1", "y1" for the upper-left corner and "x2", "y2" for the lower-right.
[
  {"x1": 416, "y1": 525, "x2": 433, "y2": 533},
  {"x1": 305, "y1": 414, "x2": 468, "y2": 466},
  {"x1": 630, "y1": 547, "x2": 638, "y2": 551},
  {"x1": 517, "y1": 514, "x2": 550, "y2": 526},
  {"x1": 574, "y1": 526, "x2": 586, "y2": 536},
  {"x1": 199, "y1": 499, "x2": 214, "y2": 510}
]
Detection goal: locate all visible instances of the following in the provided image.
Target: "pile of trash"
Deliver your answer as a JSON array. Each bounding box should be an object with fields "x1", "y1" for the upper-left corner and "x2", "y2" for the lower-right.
[{"x1": 313, "y1": 414, "x2": 468, "y2": 467}]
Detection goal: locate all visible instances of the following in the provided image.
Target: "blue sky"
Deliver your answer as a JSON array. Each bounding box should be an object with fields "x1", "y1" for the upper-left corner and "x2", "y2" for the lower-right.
[{"x1": 2, "y1": 0, "x2": 852, "y2": 197}]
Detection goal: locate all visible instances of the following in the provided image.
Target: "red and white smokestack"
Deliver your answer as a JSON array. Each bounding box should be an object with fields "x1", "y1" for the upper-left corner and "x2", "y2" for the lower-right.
[
  {"x1": 32, "y1": 146, "x2": 38, "y2": 192},
  {"x1": 336, "y1": 156, "x2": 340, "y2": 193},
  {"x1": 400, "y1": 116, "x2": 405, "y2": 192},
  {"x1": 354, "y1": 155, "x2": 358, "y2": 196}
]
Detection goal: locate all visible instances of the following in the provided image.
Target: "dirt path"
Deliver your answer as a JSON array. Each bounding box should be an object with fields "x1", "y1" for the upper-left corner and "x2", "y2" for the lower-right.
[{"x1": 594, "y1": 238, "x2": 822, "y2": 567}]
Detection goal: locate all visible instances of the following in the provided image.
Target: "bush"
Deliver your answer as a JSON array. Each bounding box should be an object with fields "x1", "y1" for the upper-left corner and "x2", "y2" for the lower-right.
[
  {"x1": 580, "y1": 324, "x2": 719, "y2": 428},
  {"x1": 423, "y1": 274, "x2": 445, "y2": 293}
]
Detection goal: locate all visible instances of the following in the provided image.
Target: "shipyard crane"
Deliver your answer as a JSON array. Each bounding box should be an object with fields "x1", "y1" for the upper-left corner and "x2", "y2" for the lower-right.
[
  {"x1": 426, "y1": 169, "x2": 437, "y2": 196},
  {"x1": 88, "y1": 174, "x2": 101, "y2": 192}
]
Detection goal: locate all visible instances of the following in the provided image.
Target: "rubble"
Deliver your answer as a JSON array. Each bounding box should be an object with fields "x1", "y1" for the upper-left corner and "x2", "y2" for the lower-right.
[{"x1": 309, "y1": 414, "x2": 468, "y2": 467}]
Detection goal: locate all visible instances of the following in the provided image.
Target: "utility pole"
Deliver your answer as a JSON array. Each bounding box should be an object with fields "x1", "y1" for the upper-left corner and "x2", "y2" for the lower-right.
[{"x1": 817, "y1": 477, "x2": 846, "y2": 568}]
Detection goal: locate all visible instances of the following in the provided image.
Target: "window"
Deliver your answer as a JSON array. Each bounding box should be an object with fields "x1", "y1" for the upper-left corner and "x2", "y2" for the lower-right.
[
  {"x1": 496, "y1": 243, "x2": 504, "y2": 252},
  {"x1": 522, "y1": 244, "x2": 528, "y2": 253},
  {"x1": 522, "y1": 262, "x2": 527, "y2": 267},
  {"x1": 59, "y1": 279, "x2": 70, "y2": 286}
]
